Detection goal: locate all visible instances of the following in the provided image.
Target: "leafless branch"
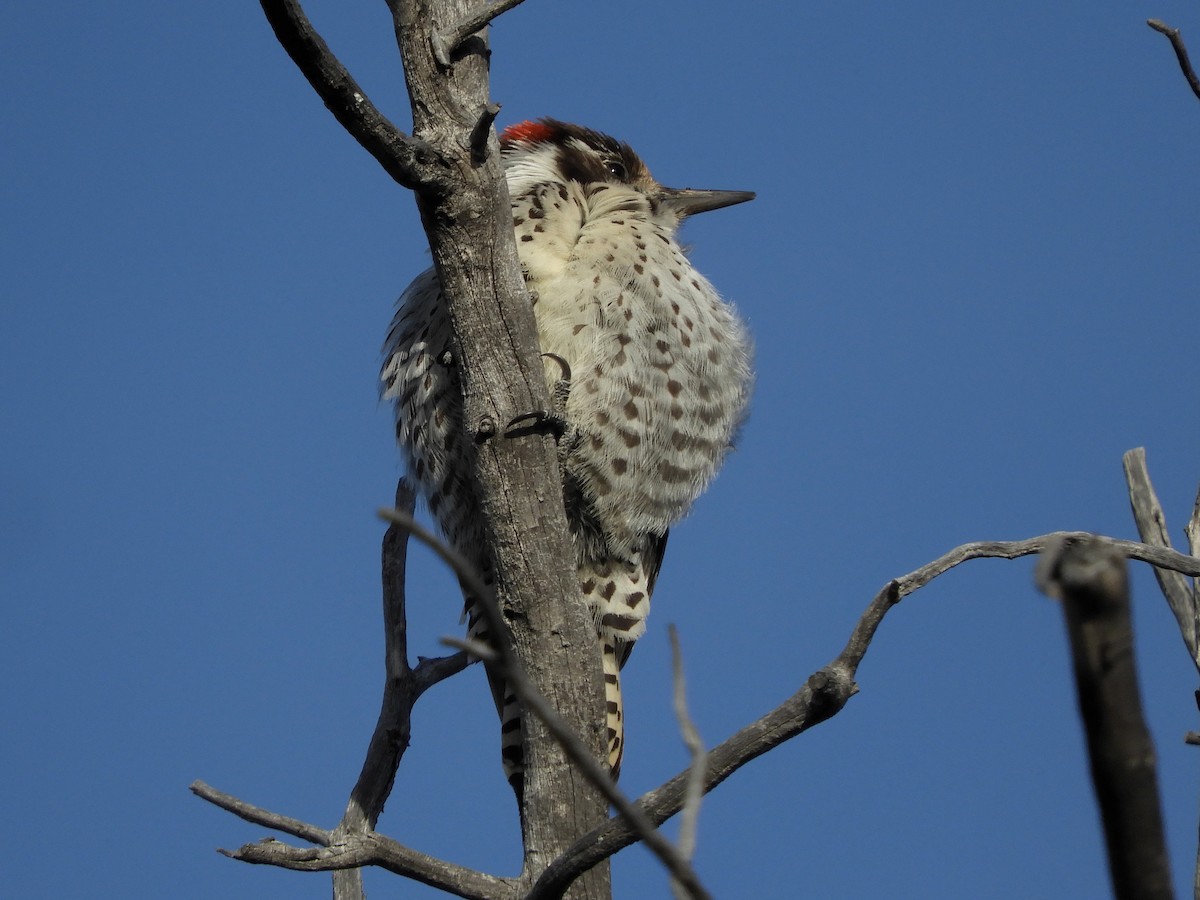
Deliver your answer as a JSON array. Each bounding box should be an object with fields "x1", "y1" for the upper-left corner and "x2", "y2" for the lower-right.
[
  {"x1": 1148, "y1": 19, "x2": 1200, "y2": 101},
  {"x1": 529, "y1": 531, "x2": 1200, "y2": 896},
  {"x1": 668, "y1": 626, "x2": 707, "y2": 900},
  {"x1": 192, "y1": 780, "x2": 331, "y2": 846},
  {"x1": 1122, "y1": 448, "x2": 1200, "y2": 900},
  {"x1": 431, "y1": 0, "x2": 530, "y2": 66},
  {"x1": 1036, "y1": 536, "x2": 1173, "y2": 900},
  {"x1": 195, "y1": 483, "x2": 482, "y2": 899},
  {"x1": 382, "y1": 507, "x2": 712, "y2": 900},
  {"x1": 192, "y1": 783, "x2": 514, "y2": 898},
  {"x1": 258, "y1": 0, "x2": 449, "y2": 193},
  {"x1": 1123, "y1": 447, "x2": 1200, "y2": 670},
  {"x1": 333, "y1": 481, "x2": 466, "y2": 899},
  {"x1": 194, "y1": 781, "x2": 517, "y2": 899}
]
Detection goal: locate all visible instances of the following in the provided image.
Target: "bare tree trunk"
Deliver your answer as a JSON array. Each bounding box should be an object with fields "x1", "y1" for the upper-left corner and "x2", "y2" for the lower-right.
[{"x1": 385, "y1": 1, "x2": 611, "y2": 894}]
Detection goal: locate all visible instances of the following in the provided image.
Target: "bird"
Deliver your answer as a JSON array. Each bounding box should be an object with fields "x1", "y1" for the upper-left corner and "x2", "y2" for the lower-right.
[{"x1": 381, "y1": 118, "x2": 753, "y2": 794}]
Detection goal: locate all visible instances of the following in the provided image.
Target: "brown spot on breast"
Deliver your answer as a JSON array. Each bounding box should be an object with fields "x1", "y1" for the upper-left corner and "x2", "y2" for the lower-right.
[{"x1": 660, "y1": 461, "x2": 690, "y2": 483}]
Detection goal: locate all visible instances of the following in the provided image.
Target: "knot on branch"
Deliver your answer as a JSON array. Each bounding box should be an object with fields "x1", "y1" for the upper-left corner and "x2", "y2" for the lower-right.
[{"x1": 806, "y1": 665, "x2": 856, "y2": 724}]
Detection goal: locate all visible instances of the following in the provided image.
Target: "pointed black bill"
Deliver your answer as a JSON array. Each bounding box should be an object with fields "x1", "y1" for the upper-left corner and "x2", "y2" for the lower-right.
[{"x1": 658, "y1": 187, "x2": 756, "y2": 219}]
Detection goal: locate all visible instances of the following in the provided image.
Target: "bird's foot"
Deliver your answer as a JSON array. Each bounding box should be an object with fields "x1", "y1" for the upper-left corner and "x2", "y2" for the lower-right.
[{"x1": 505, "y1": 353, "x2": 575, "y2": 445}]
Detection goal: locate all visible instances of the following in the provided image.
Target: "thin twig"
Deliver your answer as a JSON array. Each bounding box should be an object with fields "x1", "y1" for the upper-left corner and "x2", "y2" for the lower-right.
[
  {"x1": 192, "y1": 781, "x2": 331, "y2": 846},
  {"x1": 332, "y1": 480, "x2": 416, "y2": 900},
  {"x1": 1037, "y1": 536, "x2": 1173, "y2": 900},
  {"x1": 1148, "y1": 20, "x2": 1200, "y2": 101},
  {"x1": 529, "y1": 531, "x2": 1200, "y2": 896},
  {"x1": 431, "y1": 0, "x2": 530, "y2": 66},
  {"x1": 668, "y1": 625, "x2": 707, "y2": 900}
]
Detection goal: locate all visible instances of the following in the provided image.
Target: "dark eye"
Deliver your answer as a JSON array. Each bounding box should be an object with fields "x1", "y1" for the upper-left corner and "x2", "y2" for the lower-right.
[{"x1": 604, "y1": 159, "x2": 627, "y2": 180}]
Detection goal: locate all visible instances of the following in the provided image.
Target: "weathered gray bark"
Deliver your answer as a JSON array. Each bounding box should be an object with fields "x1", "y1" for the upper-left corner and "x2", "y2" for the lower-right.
[{"x1": 384, "y1": 1, "x2": 612, "y2": 894}]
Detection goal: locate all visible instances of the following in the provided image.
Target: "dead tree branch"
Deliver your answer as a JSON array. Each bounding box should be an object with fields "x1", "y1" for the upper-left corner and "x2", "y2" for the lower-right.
[
  {"x1": 332, "y1": 481, "x2": 469, "y2": 900},
  {"x1": 1122, "y1": 447, "x2": 1200, "y2": 899},
  {"x1": 259, "y1": 0, "x2": 449, "y2": 192},
  {"x1": 1124, "y1": 447, "x2": 1200, "y2": 671},
  {"x1": 529, "y1": 531, "x2": 1200, "y2": 896},
  {"x1": 668, "y1": 626, "x2": 707, "y2": 900},
  {"x1": 193, "y1": 485, "x2": 476, "y2": 898},
  {"x1": 1037, "y1": 536, "x2": 1173, "y2": 900},
  {"x1": 196, "y1": 514, "x2": 1200, "y2": 897},
  {"x1": 431, "y1": 0, "x2": 531, "y2": 67},
  {"x1": 191, "y1": 780, "x2": 514, "y2": 899},
  {"x1": 1148, "y1": 19, "x2": 1200, "y2": 101}
]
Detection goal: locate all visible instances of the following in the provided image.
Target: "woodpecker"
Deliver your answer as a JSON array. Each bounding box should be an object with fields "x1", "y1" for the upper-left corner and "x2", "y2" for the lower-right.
[{"x1": 381, "y1": 119, "x2": 753, "y2": 791}]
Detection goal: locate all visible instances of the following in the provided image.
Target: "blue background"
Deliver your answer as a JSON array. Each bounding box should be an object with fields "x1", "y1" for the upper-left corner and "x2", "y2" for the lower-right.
[{"x1": 4, "y1": 1, "x2": 1199, "y2": 897}]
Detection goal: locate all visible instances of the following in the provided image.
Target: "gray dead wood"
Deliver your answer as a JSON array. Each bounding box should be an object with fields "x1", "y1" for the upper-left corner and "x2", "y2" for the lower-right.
[{"x1": 1037, "y1": 536, "x2": 1173, "y2": 900}]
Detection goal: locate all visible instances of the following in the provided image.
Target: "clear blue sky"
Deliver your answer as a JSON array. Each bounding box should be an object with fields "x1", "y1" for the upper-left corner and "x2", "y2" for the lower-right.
[{"x1": 4, "y1": 1, "x2": 1199, "y2": 897}]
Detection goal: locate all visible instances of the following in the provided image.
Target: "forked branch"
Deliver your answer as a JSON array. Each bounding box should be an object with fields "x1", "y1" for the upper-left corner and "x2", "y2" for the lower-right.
[
  {"x1": 259, "y1": 0, "x2": 450, "y2": 192},
  {"x1": 431, "y1": 0, "x2": 531, "y2": 66}
]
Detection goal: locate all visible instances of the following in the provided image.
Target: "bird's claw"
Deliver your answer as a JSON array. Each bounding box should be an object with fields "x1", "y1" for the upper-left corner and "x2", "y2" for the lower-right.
[
  {"x1": 506, "y1": 409, "x2": 570, "y2": 440},
  {"x1": 506, "y1": 352, "x2": 574, "y2": 443}
]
